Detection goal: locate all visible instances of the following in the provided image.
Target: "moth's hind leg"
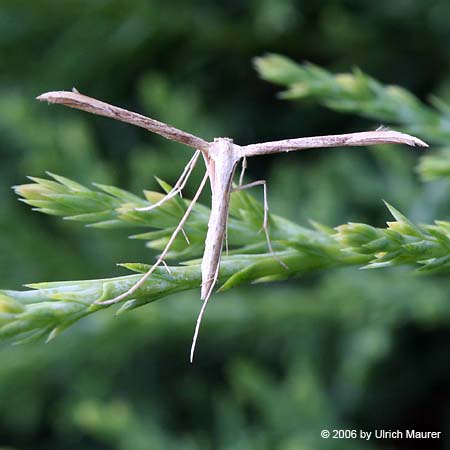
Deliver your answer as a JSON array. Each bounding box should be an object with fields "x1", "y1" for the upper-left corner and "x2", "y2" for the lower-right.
[
  {"x1": 232, "y1": 179, "x2": 288, "y2": 269},
  {"x1": 95, "y1": 170, "x2": 210, "y2": 306}
]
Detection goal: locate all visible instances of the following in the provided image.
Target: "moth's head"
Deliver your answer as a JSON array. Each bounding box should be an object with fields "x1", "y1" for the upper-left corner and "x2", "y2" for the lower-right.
[{"x1": 213, "y1": 137, "x2": 234, "y2": 144}]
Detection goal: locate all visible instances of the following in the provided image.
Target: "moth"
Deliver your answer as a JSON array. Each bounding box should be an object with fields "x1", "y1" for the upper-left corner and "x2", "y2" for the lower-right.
[{"x1": 37, "y1": 90, "x2": 427, "y2": 361}]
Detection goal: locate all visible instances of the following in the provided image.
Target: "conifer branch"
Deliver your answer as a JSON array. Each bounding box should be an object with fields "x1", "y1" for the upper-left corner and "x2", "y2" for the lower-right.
[
  {"x1": 417, "y1": 147, "x2": 450, "y2": 181},
  {"x1": 254, "y1": 54, "x2": 450, "y2": 182},
  {"x1": 2, "y1": 175, "x2": 449, "y2": 344}
]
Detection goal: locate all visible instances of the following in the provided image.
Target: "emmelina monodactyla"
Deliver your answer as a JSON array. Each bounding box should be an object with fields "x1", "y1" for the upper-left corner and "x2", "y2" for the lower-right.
[{"x1": 37, "y1": 90, "x2": 428, "y2": 361}]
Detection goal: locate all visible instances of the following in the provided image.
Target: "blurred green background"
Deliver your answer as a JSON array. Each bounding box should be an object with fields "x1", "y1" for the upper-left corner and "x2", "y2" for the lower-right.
[{"x1": 0, "y1": 1, "x2": 449, "y2": 449}]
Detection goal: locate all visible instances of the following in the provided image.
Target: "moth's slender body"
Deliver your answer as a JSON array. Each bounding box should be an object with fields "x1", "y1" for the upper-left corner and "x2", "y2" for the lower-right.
[
  {"x1": 37, "y1": 90, "x2": 428, "y2": 361},
  {"x1": 200, "y1": 138, "x2": 241, "y2": 300}
]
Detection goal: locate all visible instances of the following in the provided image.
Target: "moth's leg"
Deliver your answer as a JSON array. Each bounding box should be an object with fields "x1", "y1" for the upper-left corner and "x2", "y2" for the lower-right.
[
  {"x1": 138, "y1": 149, "x2": 200, "y2": 245},
  {"x1": 96, "y1": 170, "x2": 210, "y2": 306},
  {"x1": 238, "y1": 156, "x2": 247, "y2": 186},
  {"x1": 161, "y1": 260, "x2": 172, "y2": 274},
  {"x1": 232, "y1": 180, "x2": 288, "y2": 269},
  {"x1": 136, "y1": 150, "x2": 201, "y2": 212},
  {"x1": 181, "y1": 229, "x2": 190, "y2": 245},
  {"x1": 225, "y1": 157, "x2": 246, "y2": 255},
  {"x1": 224, "y1": 226, "x2": 229, "y2": 256}
]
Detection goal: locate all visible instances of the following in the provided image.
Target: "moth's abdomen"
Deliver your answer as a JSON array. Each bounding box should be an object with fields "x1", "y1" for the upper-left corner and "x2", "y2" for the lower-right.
[{"x1": 200, "y1": 190, "x2": 229, "y2": 300}]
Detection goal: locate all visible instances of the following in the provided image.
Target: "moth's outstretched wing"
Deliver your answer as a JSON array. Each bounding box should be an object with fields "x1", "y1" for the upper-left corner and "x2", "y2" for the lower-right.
[
  {"x1": 240, "y1": 130, "x2": 428, "y2": 157},
  {"x1": 37, "y1": 91, "x2": 210, "y2": 151}
]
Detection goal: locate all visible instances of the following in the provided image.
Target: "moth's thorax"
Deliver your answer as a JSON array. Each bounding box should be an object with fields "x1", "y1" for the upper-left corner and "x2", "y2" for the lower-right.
[{"x1": 209, "y1": 137, "x2": 241, "y2": 162}]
